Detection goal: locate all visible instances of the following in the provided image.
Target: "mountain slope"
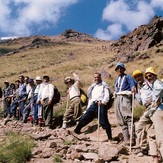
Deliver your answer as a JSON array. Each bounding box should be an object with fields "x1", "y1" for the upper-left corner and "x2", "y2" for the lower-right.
[{"x1": 0, "y1": 17, "x2": 163, "y2": 90}]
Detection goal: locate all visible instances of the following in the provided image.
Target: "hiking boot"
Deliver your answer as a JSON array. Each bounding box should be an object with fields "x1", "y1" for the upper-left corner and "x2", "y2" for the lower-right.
[
  {"x1": 133, "y1": 148, "x2": 148, "y2": 157},
  {"x1": 23, "y1": 119, "x2": 27, "y2": 123},
  {"x1": 34, "y1": 120, "x2": 38, "y2": 126},
  {"x1": 74, "y1": 128, "x2": 81, "y2": 134}
]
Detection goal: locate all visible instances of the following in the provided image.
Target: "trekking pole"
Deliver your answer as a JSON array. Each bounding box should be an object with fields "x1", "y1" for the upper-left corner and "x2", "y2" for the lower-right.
[
  {"x1": 129, "y1": 92, "x2": 135, "y2": 153},
  {"x1": 66, "y1": 94, "x2": 69, "y2": 111},
  {"x1": 97, "y1": 104, "x2": 100, "y2": 144}
]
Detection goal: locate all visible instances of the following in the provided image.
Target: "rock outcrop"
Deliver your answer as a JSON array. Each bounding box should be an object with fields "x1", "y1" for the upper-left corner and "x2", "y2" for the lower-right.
[{"x1": 111, "y1": 16, "x2": 163, "y2": 62}]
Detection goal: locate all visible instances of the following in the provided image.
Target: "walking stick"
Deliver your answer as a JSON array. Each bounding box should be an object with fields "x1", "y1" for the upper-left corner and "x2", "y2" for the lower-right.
[
  {"x1": 129, "y1": 92, "x2": 135, "y2": 153},
  {"x1": 66, "y1": 93, "x2": 69, "y2": 111},
  {"x1": 97, "y1": 104, "x2": 100, "y2": 144}
]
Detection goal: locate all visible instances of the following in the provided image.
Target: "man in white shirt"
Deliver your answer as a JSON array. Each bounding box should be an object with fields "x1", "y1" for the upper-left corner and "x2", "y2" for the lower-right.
[
  {"x1": 62, "y1": 73, "x2": 83, "y2": 129},
  {"x1": 74, "y1": 72, "x2": 112, "y2": 141},
  {"x1": 33, "y1": 76, "x2": 42, "y2": 125},
  {"x1": 37, "y1": 76, "x2": 54, "y2": 128}
]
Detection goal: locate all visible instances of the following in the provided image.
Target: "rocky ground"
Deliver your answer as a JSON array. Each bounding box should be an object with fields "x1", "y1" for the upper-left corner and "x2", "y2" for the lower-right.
[{"x1": 0, "y1": 109, "x2": 157, "y2": 163}]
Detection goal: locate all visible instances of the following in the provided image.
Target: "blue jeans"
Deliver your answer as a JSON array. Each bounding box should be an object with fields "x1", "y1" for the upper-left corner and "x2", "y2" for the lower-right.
[
  {"x1": 8, "y1": 95, "x2": 26, "y2": 118},
  {"x1": 33, "y1": 95, "x2": 38, "y2": 121},
  {"x1": 74, "y1": 102, "x2": 112, "y2": 139}
]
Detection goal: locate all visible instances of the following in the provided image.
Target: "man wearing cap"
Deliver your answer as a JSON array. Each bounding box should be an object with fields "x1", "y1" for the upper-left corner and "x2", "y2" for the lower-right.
[
  {"x1": 143, "y1": 67, "x2": 163, "y2": 161},
  {"x1": 132, "y1": 70, "x2": 158, "y2": 160},
  {"x1": 37, "y1": 76, "x2": 54, "y2": 128},
  {"x1": 62, "y1": 73, "x2": 83, "y2": 129},
  {"x1": 33, "y1": 76, "x2": 42, "y2": 125},
  {"x1": 114, "y1": 62, "x2": 137, "y2": 145}
]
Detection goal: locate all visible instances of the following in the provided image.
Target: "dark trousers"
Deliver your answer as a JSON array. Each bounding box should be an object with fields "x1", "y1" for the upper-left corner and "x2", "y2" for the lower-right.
[
  {"x1": 74, "y1": 102, "x2": 112, "y2": 140},
  {"x1": 42, "y1": 98, "x2": 54, "y2": 126}
]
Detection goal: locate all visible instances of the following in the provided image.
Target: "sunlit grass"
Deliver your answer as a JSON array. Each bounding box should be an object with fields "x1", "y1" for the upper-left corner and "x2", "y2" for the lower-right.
[{"x1": 0, "y1": 132, "x2": 35, "y2": 163}]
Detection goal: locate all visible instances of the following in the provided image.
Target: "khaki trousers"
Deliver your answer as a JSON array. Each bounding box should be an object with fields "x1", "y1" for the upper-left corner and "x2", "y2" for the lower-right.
[
  {"x1": 153, "y1": 110, "x2": 163, "y2": 158},
  {"x1": 136, "y1": 110, "x2": 157, "y2": 155},
  {"x1": 63, "y1": 97, "x2": 82, "y2": 122}
]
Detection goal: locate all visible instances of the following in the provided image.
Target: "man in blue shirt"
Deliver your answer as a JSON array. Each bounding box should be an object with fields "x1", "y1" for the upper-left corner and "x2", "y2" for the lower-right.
[
  {"x1": 4, "y1": 75, "x2": 27, "y2": 124},
  {"x1": 114, "y1": 62, "x2": 137, "y2": 146}
]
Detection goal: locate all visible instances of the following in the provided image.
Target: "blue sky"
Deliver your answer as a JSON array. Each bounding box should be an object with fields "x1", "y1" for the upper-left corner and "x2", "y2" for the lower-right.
[{"x1": 0, "y1": 0, "x2": 163, "y2": 40}]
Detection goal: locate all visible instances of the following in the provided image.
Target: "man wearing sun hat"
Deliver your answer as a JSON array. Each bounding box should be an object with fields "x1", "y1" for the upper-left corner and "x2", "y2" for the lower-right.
[
  {"x1": 132, "y1": 69, "x2": 158, "y2": 159},
  {"x1": 143, "y1": 67, "x2": 163, "y2": 161},
  {"x1": 62, "y1": 73, "x2": 83, "y2": 129},
  {"x1": 114, "y1": 62, "x2": 137, "y2": 146}
]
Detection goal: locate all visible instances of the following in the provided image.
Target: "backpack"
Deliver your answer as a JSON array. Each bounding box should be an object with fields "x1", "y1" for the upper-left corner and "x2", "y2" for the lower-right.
[
  {"x1": 80, "y1": 88, "x2": 88, "y2": 106},
  {"x1": 105, "y1": 91, "x2": 114, "y2": 110},
  {"x1": 52, "y1": 86, "x2": 61, "y2": 104}
]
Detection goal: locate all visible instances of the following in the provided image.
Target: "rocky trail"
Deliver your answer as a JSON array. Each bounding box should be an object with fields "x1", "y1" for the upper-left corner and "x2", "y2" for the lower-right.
[{"x1": 0, "y1": 109, "x2": 156, "y2": 163}]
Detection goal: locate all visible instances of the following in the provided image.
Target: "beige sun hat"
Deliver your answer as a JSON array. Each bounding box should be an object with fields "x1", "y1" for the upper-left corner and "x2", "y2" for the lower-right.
[
  {"x1": 4, "y1": 80, "x2": 9, "y2": 83},
  {"x1": 64, "y1": 76, "x2": 74, "y2": 84},
  {"x1": 35, "y1": 76, "x2": 42, "y2": 81},
  {"x1": 144, "y1": 67, "x2": 157, "y2": 76}
]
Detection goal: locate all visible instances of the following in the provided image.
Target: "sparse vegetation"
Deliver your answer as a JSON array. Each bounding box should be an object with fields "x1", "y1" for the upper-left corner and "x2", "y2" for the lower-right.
[
  {"x1": 63, "y1": 140, "x2": 72, "y2": 145},
  {"x1": 133, "y1": 104, "x2": 145, "y2": 121},
  {"x1": 0, "y1": 132, "x2": 34, "y2": 163},
  {"x1": 53, "y1": 155, "x2": 62, "y2": 163}
]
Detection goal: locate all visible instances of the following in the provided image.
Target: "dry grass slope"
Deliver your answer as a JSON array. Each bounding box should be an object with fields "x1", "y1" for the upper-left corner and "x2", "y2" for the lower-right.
[{"x1": 0, "y1": 36, "x2": 163, "y2": 94}]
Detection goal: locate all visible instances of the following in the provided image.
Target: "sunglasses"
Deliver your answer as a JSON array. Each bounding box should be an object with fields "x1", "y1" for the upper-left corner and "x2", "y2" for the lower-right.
[
  {"x1": 66, "y1": 81, "x2": 71, "y2": 84},
  {"x1": 145, "y1": 74, "x2": 152, "y2": 79}
]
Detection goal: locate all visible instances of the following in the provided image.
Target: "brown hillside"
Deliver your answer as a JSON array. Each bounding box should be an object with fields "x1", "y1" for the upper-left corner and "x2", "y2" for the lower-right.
[{"x1": 0, "y1": 16, "x2": 163, "y2": 90}]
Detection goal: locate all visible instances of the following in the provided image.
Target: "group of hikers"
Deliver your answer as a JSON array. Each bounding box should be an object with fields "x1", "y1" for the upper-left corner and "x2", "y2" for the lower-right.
[
  {"x1": 1, "y1": 62, "x2": 163, "y2": 163},
  {"x1": 2, "y1": 75, "x2": 55, "y2": 127}
]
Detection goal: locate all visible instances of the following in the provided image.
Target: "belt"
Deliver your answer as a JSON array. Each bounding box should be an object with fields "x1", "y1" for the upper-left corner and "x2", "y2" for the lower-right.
[
  {"x1": 93, "y1": 100, "x2": 99, "y2": 104},
  {"x1": 70, "y1": 96, "x2": 80, "y2": 101}
]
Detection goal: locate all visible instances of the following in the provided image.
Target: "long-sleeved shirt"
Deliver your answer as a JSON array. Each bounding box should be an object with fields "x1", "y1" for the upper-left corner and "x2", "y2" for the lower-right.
[
  {"x1": 150, "y1": 79, "x2": 163, "y2": 110},
  {"x1": 3, "y1": 86, "x2": 12, "y2": 97},
  {"x1": 68, "y1": 81, "x2": 80, "y2": 99},
  {"x1": 34, "y1": 84, "x2": 41, "y2": 95},
  {"x1": 135, "y1": 80, "x2": 153, "y2": 106},
  {"x1": 37, "y1": 83, "x2": 54, "y2": 101},
  {"x1": 114, "y1": 74, "x2": 137, "y2": 93}
]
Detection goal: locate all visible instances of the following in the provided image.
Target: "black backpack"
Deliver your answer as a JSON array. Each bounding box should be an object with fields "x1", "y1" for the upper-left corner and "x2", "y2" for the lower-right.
[
  {"x1": 52, "y1": 86, "x2": 61, "y2": 104},
  {"x1": 105, "y1": 91, "x2": 114, "y2": 110}
]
